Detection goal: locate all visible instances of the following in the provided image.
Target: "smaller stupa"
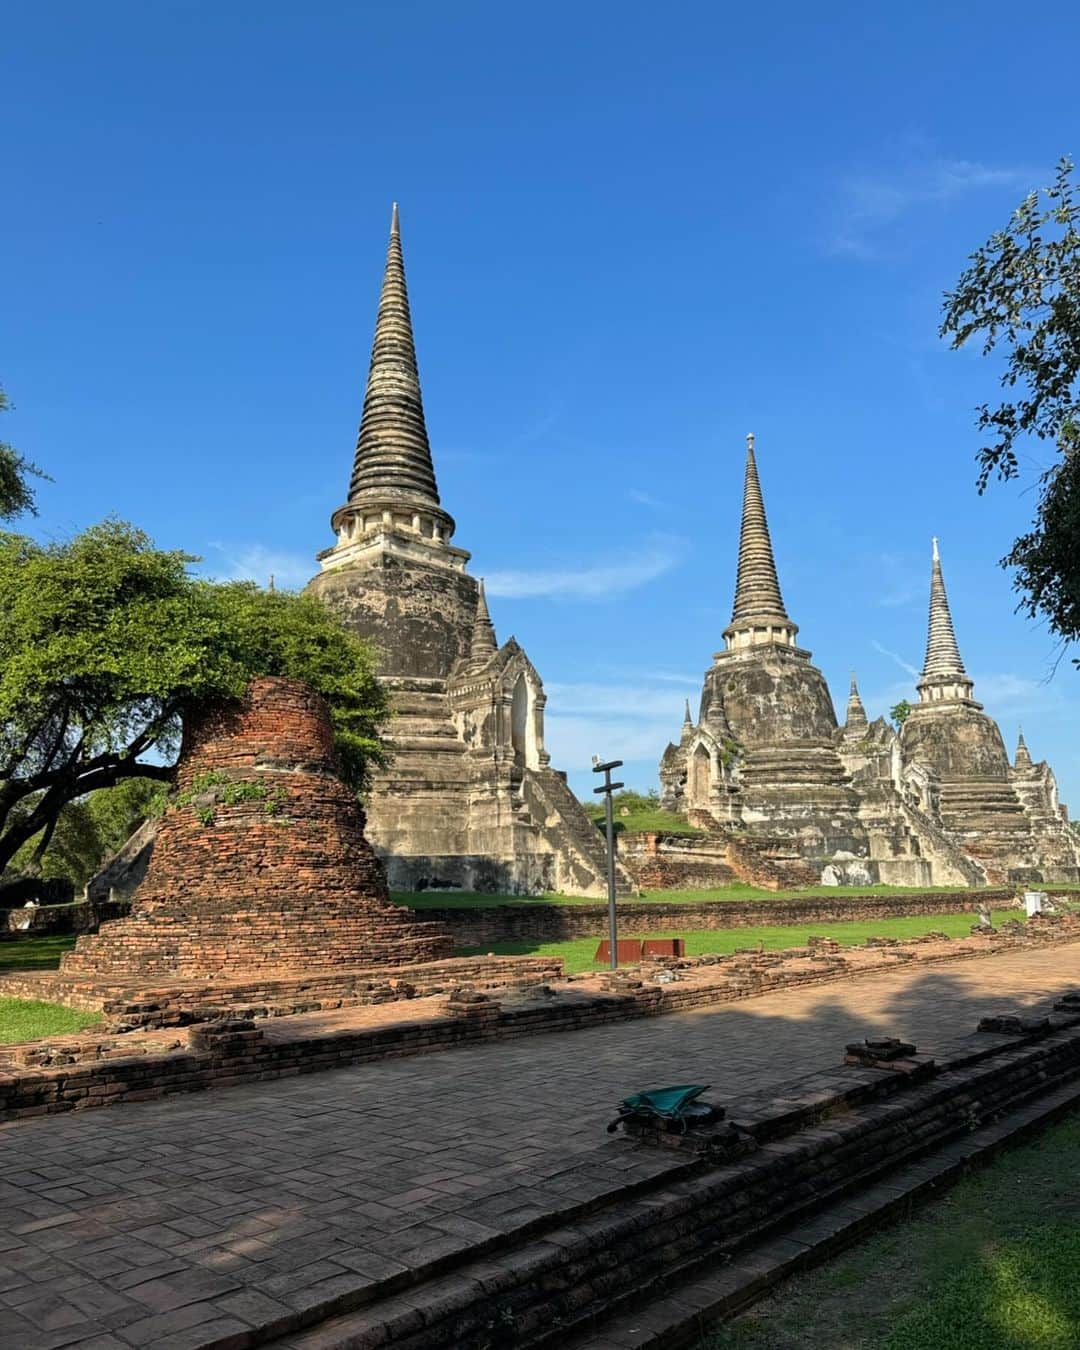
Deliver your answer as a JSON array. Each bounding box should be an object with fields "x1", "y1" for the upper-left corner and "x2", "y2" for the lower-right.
[{"x1": 60, "y1": 678, "x2": 453, "y2": 979}]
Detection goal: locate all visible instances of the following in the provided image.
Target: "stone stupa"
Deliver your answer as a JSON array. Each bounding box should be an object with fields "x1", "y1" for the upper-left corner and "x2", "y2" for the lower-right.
[{"x1": 59, "y1": 677, "x2": 454, "y2": 980}]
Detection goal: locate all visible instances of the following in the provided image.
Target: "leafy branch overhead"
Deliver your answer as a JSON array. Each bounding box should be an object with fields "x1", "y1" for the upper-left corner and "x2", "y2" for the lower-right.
[
  {"x1": 0, "y1": 520, "x2": 388, "y2": 877},
  {"x1": 941, "y1": 156, "x2": 1080, "y2": 643},
  {"x1": 0, "y1": 387, "x2": 49, "y2": 521}
]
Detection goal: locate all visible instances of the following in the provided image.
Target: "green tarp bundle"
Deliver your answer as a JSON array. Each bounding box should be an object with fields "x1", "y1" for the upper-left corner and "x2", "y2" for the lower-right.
[{"x1": 607, "y1": 1084, "x2": 712, "y2": 1133}]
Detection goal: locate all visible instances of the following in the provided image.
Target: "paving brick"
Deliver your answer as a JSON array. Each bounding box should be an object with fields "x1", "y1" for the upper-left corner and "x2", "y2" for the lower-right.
[{"x1": 1, "y1": 944, "x2": 1079, "y2": 1349}]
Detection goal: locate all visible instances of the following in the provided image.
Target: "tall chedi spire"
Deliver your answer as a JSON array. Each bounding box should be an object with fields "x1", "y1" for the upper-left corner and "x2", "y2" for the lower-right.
[
  {"x1": 1015, "y1": 729, "x2": 1033, "y2": 771},
  {"x1": 326, "y1": 204, "x2": 457, "y2": 562},
  {"x1": 844, "y1": 673, "x2": 869, "y2": 736},
  {"x1": 468, "y1": 580, "x2": 498, "y2": 670},
  {"x1": 723, "y1": 434, "x2": 799, "y2": 649},
  {"x1": 916, "y1": 538, "x2": 976, "y2": 704}
]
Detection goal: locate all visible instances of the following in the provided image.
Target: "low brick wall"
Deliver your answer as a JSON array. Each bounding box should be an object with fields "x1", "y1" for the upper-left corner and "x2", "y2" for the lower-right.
[
  {"x1": 0, "y1": 898, "x2": 129, "y2": 936},
  {"x1": 617, "y1": 831, "x2": 820, "y2": 892},
  {"x1": 417, "y1": 887, "x2": 1016, "y2": 948},
  {"x1": 617, "y1": 832, "x2": 737, "y2": 890},
  {"x1": 0, "y1": 954, "x2": 564, "y2": 1023},
  {"x1": 3, "y1": 910, "x2": 1074, "y2": 1122}
]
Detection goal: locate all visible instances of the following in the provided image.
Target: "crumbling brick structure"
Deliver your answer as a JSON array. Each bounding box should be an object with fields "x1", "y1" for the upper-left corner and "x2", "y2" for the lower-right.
[{"x1": 60, "y1": 677, "x2": 453, "y2": 978}]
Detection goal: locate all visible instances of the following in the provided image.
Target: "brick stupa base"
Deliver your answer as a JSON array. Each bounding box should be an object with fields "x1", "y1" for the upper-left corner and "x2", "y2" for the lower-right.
[{"x1": 56, "y1": 678, "x2": 455, "y2": 990}]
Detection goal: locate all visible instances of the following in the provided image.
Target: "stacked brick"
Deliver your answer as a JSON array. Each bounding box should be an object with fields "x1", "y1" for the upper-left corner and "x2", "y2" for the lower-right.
[{"x1": 60, "y1": 678, "x2": 453, "y2": 978}]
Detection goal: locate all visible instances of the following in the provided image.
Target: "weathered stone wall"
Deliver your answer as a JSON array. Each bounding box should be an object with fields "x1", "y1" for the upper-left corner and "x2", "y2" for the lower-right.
[
  {"x1": 705, "y1": 646, "x2": 839, "y2": 748},
  {"x1": 0, "y1": 953, "x2": 563, "y2": 1023},
  {"x1": 901, "y1": 703, "x2": 1012, "y2": 781},
  {"x1": 415, "y1": 887, "x2": 1016, "y2": 947},
  {"x1": 308, "y1": 554, "x2": 478, "y2": 680}
]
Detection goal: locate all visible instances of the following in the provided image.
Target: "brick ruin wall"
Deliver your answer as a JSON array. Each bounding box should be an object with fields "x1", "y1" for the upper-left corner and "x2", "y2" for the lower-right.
[
  {"x1": 618, "y1": 830, "x2": 819, "y2": 891},
  {"x1": 59, "y1": 678, "x2": 453, "y2": 979},
  {"x1": 2, "y1": 911, "x2": 1078, "y2": 1121},
  {"x1": 417, "y1": 887, "x2": 1016, "y2": 948}
]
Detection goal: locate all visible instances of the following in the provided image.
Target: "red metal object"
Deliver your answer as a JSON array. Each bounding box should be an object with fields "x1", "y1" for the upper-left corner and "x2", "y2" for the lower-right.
[
  {"x1": 643, "y1": 938, "x2": 686, "y2": 958},
  {"x1": 594, "y1": 939, "x2": 644, "y2": 964}
]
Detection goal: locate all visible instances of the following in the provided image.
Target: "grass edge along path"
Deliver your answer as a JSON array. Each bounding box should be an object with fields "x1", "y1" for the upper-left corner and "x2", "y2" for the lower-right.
[
  {"x1": 0, "y1": 932, "x2": 78, "y2": 971},
  {"x1": 0, "y1": 997, "x2": 102, "y2": 1045},
  {"x1": 393, "y1": 882, "x2": 995, "y2": 909},
  {"x1": 456, "y1": 909, "x2": 1020, "y2": 974},
  {"x1": 0, "y1": 911, "x2": 1019, "y2": 1038},
  {"x1": 701, "y1": 1110, "x2": 1080, "y2": 1350}
]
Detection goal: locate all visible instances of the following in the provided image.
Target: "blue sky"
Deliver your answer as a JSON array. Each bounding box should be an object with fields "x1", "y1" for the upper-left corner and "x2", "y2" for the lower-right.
[{"x1": 4, "y1": 2, "x2": 1080, "y2": 804}]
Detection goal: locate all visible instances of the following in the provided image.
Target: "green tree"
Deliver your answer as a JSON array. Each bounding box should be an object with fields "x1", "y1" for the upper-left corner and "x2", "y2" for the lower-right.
[
  {"x1": 941, "y1": 157, "x2": 1080, "y2": 643},
  {"x1": 890, "y1": 699, "x2": 912, "y2": 729},
  {"x1": 0, "y1": 387, "x2": 48, "y2": 520},
  {"x1": 0, "y1": 520, "x2": 388, "y2": 875},
  {"x1": 9, "y1": 778, "x2": 166, "y2": 888}
]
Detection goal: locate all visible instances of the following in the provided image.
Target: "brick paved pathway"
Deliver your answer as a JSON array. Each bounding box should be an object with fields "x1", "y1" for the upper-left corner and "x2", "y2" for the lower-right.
[{"x1": 2, "y1": 946, "x2": 1077, "y2": 1350}]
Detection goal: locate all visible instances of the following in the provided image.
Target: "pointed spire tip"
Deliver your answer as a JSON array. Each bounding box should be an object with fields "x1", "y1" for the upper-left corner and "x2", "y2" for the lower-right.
[{"x1": 727, "y1": 431, "x2": 792, "y2": 631}]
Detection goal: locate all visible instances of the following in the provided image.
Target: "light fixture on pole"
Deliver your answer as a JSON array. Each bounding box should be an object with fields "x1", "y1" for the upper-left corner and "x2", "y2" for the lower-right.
[{"x1": 592, "y1": 757, "x2": 623, "y2": 970}]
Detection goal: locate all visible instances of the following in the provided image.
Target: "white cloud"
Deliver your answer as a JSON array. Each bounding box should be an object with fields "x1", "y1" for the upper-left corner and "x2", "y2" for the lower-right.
[
  {"x1": 485, "y1": 538, "x2": 682, "y2": 600},
  {"x1": 546, "y1": 682, "x2": 691, "y2": 719},
  {"x1": 546, "y1": 715, "x2": 678, "y2": 774},
  {"x1": 205, "y1": 543, "x2": 315, "y2": 591},
  {"x1": 872, "y1": 640, "x2": 920, "y2": 680},
  {"x1": 876, "y1": 552, "x2": 924, "y2": 609},
  {"x1": 639, "y1": 670, "x2": 702, "y2": 686},
  {"x1": 627, "y1": 488, "x2": 669, "y2": 509},
  {"x1": 544, "y1": 679, "x2": 693, "y2": 774},
  {"x1": 970, "y1": 672, "x2": 1063, "y2": 714},
  {"x1": 828, "y1": 154, "x2": 1032, "y2": 259}
]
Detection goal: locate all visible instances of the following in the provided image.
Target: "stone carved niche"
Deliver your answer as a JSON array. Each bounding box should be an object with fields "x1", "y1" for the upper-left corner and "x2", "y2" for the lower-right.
[
  {"x1": 678, "y1": 730, "x2": 737, "y2": 815},
  {"x1": 901, "y1": 761, "x2": 941, "y2": 819},
  {"x1": 689, "y1": 742, "x2": 712, "y2": 809},
  {"x1": 449, "y1": 643, "x2": 549, "y2": 772}
]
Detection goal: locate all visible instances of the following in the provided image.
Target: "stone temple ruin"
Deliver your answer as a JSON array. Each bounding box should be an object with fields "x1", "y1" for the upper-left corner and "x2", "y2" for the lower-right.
[
  {"x1": 59, "y1": 677, "x2": 455, "y2": 983},
  {"x1": 307, "y1": 205, "x2": 623, "y2": 897},
  {"x1": 660, "y1": 436, "x2": 1080, "y2": 886}
]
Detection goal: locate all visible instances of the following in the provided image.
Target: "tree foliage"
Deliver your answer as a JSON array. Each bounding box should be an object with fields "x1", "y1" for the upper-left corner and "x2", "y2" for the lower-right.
[
  {"x1": 941, "y1": 156, "x2": 1080, "y2": 643},
  {"x1": 8, "y1": 778, "x2": 167, "y2": 889},
  {"x1": 0, "y1": 520, "x2": 388, "y2": 876},
  {"x1": 0, "y1": 387, "x2": 48, "y2": 521},
  {"x1": 890, "y1": 699, "x2": 912, "y2": 729}
]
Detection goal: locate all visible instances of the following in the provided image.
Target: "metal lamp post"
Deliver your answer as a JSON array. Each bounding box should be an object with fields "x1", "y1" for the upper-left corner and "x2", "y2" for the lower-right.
[{"x1": 592, "y1": 758, "x2": 623, "y2": 969}]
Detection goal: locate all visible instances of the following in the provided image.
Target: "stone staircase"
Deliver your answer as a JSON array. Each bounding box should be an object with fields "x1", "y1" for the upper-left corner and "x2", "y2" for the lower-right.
[
  {"x1": 685, "y1": 811, "x2": 819, "y2": 890},
  {"x1": 899, "y1": 797, "x2": 989, "y2": 887},
  {"x1": 520, "y1": 768, "x2": 635, "y2": 898}
]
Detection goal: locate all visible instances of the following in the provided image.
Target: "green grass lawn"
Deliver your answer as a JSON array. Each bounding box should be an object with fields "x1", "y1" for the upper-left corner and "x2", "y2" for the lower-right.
[
  {"x1": 0, "y1": 998, "x2": 102, "y2": 1044},
  {"x1": 641, "y1": 882, "x2": 990, "y2": 903},
  {"x1": 457, "y1": 909, "x2": 1020, "y2": 974},
  {"x1": 394, "y1": 882, "x2": 998, "y2": 909},
  {"x1": 584, "y1": 806, "x2": 704, "y2": 836},
  {"x1": 701, "y1": 1111, "x2": 1080, "y2": 1350},
  {"x1": 0, "y1": 933, "x2": 77, "y2": 970}
]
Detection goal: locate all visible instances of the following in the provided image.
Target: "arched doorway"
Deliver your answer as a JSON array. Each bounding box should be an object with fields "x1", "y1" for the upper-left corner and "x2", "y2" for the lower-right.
[{"x1": 689, "y1": 743, "x2": 712, "y2": 809}]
